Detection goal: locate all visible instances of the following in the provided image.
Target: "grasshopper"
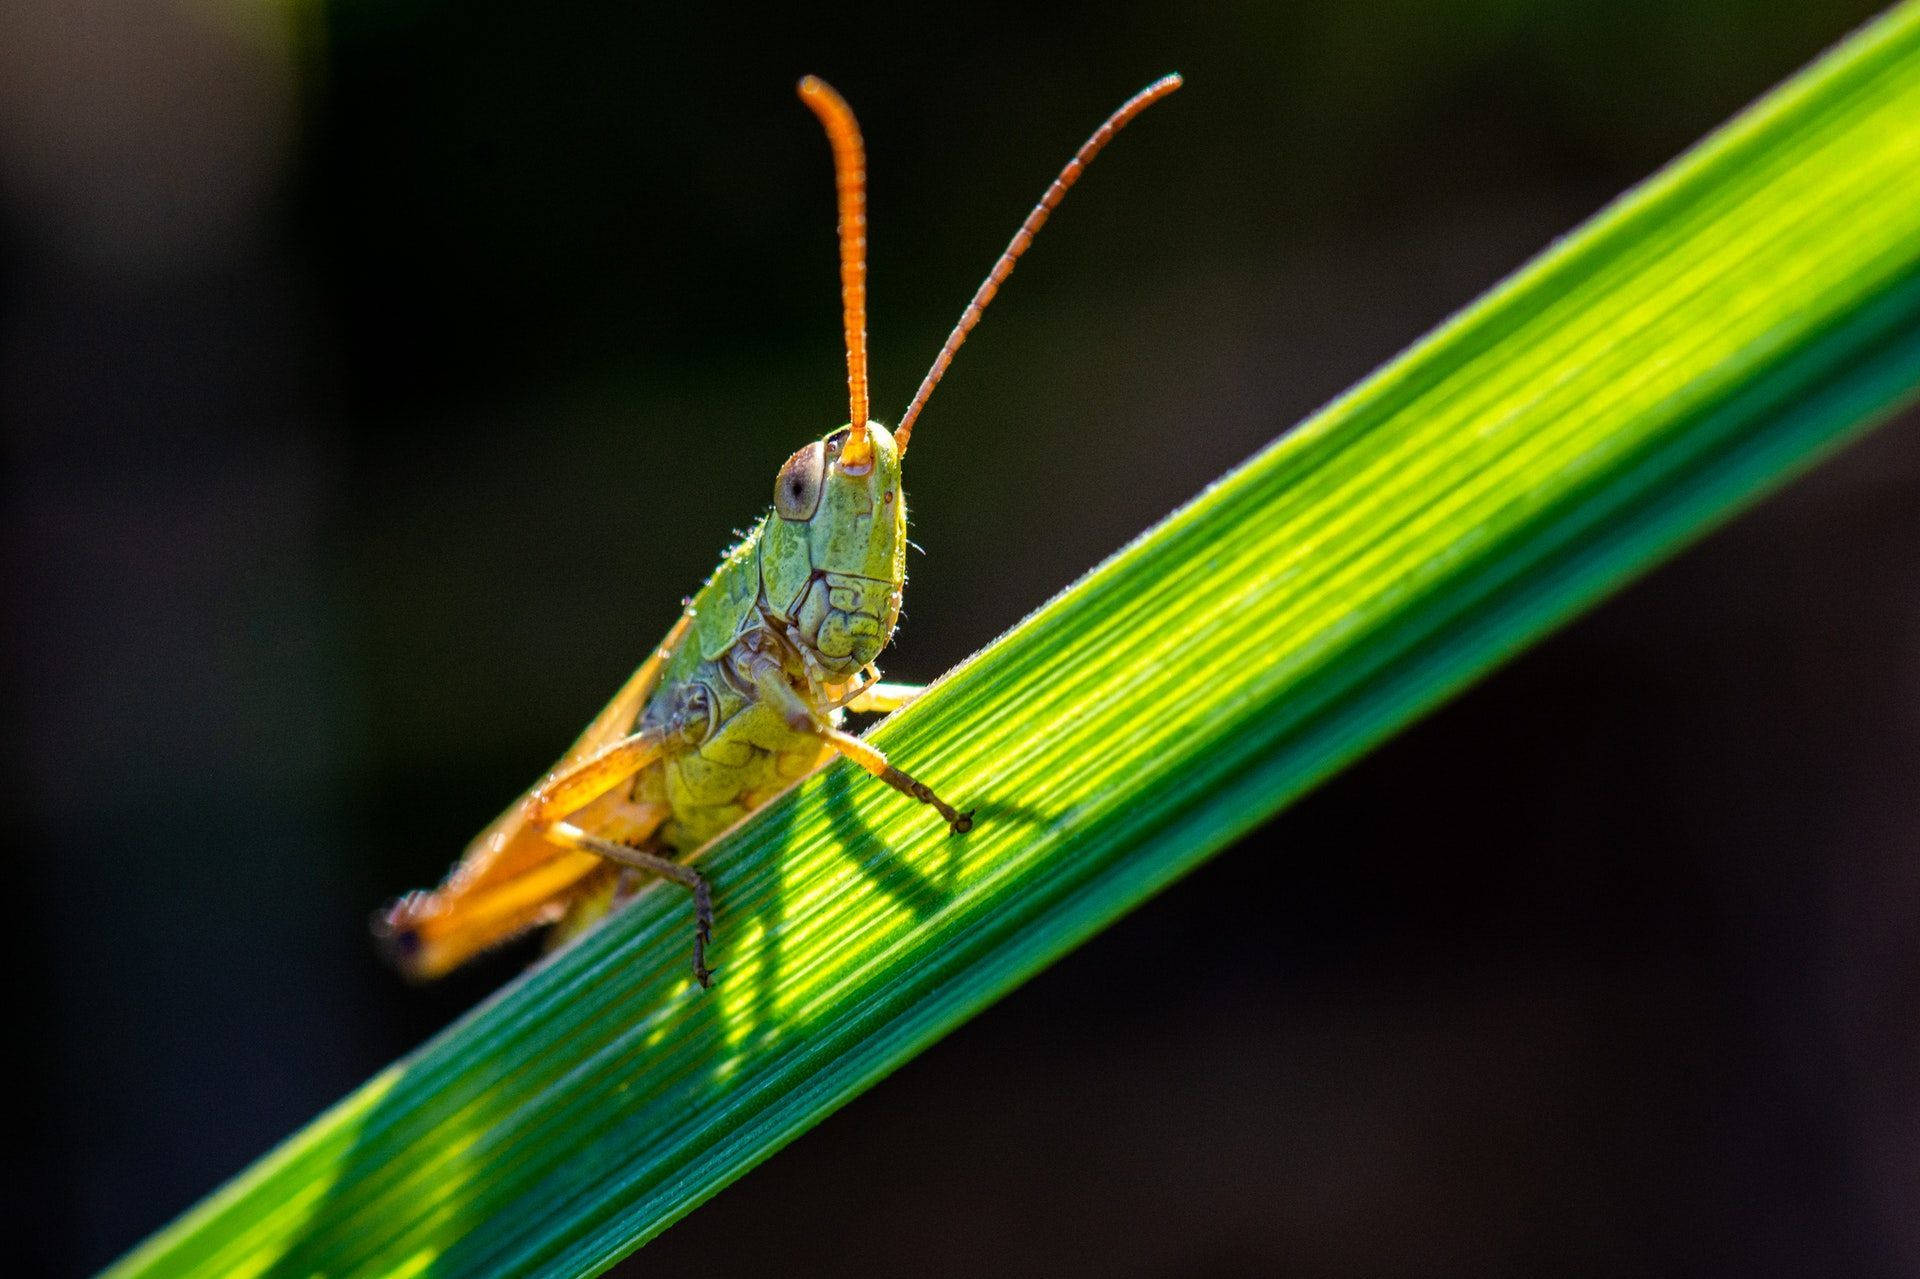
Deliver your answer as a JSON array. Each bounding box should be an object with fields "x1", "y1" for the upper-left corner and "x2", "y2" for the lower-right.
[{"x1": 378, "y1": 74, "x2": 1182, "y2": 987}]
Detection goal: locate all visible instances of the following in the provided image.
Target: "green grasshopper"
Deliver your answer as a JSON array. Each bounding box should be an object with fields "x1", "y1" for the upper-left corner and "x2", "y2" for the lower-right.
[{"x1": 378, "y1": 74, "x2": 1182, "y2": 987}]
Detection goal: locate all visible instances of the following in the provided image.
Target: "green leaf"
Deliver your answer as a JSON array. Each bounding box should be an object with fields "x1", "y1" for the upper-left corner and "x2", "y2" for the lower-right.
[{"x1": 112, "y1": 7, "x2": 1920, "y2": 1276}]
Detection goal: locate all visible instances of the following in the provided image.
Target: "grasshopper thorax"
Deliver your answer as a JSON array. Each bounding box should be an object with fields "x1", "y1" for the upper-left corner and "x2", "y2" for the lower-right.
[{"x1": 759, "y1": 421, "x2": 906, "y2": 679}]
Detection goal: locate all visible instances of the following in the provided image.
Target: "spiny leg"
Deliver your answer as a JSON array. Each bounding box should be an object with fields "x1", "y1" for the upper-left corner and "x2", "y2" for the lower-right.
[
  {"x1": 526, "y1": 726, "x2": 713, "y2": 984},
  {"x1": 549, "y1": 821, "x2": 714, "y2": 987},
  {"x1": 822, "y1": 727, "x2": 973, "y2": 834},
  {"x1": 744, "y1": 652, "x2": 969, "y2": 834}
]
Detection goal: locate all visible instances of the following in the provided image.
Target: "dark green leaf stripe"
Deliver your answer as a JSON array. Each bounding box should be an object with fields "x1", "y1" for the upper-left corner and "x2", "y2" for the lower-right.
[{"x1": 111, "y1": 6, "x2": 1920, "y2": 1276}]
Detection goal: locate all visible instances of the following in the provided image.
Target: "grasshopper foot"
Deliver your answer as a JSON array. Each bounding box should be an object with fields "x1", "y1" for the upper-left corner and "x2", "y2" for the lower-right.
[
  {"x1": 876, "y1": 764, "x2": 972, "y2": 834},
  {"x1": 691, "y1": 875, "x2": 715, "y2": 989}
]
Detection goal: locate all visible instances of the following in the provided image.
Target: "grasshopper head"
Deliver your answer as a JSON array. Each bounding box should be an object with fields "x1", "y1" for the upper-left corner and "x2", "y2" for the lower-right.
[
  {"x1": 775, "y1": 72, "x2": 1178, "y2": 678},
  {"x1": 760, "y1": 420, "x2": 906, "y2": 678}
]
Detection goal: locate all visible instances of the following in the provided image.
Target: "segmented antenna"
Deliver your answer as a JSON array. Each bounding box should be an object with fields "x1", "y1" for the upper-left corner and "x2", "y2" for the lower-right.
[
  {"x1": 797, "y1": 77, "x2": 873, "y2": 465},
  {"x1": 893, "y1": 74, "x2": 1182, "y2": 455}
]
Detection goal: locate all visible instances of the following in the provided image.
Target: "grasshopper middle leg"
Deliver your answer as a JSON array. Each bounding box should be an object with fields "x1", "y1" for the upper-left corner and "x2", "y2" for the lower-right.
[{"x1": 549, "y1": 821, "x2": 714, "y2": 987}]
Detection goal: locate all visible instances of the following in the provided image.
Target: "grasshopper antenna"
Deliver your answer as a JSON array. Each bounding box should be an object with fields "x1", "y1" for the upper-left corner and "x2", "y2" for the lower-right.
[
  {"x1": 893, "y1": 73, "x2": 1183, "y2": 456},
  {"x1": 798, "y1": 77, "x2": 875, "y2": 468}
]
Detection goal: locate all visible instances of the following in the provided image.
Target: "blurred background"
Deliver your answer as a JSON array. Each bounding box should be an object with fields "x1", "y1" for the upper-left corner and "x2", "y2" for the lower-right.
[{"x1": 5, "y1": 1, "x2": 1919, "y2": 1274}]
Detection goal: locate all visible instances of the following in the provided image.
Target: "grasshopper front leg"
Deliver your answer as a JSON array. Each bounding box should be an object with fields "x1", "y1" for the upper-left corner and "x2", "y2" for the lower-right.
[
  {"x1": 840, "y1": 679, "x2": 926, "y2": 715},
  {"x1": 819, "y1": 727, "x2": 973, "y2": 834},
  {"x1": 747, "y1": 657, "x2": 971, "y2": 833}
]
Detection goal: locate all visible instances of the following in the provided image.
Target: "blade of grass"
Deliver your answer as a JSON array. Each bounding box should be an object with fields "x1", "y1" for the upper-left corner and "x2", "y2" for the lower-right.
[{"x1": 113, "y1": 6, "x2": 1920, "y2": 1276}]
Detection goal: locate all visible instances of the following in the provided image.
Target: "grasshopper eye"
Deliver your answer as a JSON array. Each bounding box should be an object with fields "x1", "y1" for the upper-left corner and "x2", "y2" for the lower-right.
[{"x1": 775, "y1": 441, "x2": 827, "y2": 520}]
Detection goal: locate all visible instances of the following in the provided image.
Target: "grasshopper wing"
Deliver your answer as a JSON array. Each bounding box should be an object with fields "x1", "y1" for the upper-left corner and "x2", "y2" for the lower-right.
[{"x1": 377, "y1": 610, "x2": 693, "y2": 979}]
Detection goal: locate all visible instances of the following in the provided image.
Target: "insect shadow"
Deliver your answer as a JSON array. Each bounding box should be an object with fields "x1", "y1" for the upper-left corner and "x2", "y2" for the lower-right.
[
  {"x1": 255, "y1": 765, "x2": 1053, "y2": 1277},
  {"x1": 690, "y1": 758, "x2": 1058, "y2": 1093},
  {"x1": 818, "y1": 764, "x2": 956, "y2": 915},
  {"x1": 718, "y1": 759, "x2": 985, "y2": 1052}
]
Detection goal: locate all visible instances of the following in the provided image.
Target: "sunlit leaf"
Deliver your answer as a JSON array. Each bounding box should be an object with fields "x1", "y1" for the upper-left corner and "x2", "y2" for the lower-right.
[{"x1": 112, "y1": 6, "x2": 1920, "y2": 1276}]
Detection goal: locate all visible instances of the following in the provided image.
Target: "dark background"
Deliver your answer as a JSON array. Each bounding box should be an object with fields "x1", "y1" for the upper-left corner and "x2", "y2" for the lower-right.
[{"x1": 5, "y1": 1, "x2": 1919, "y2": 1275}]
